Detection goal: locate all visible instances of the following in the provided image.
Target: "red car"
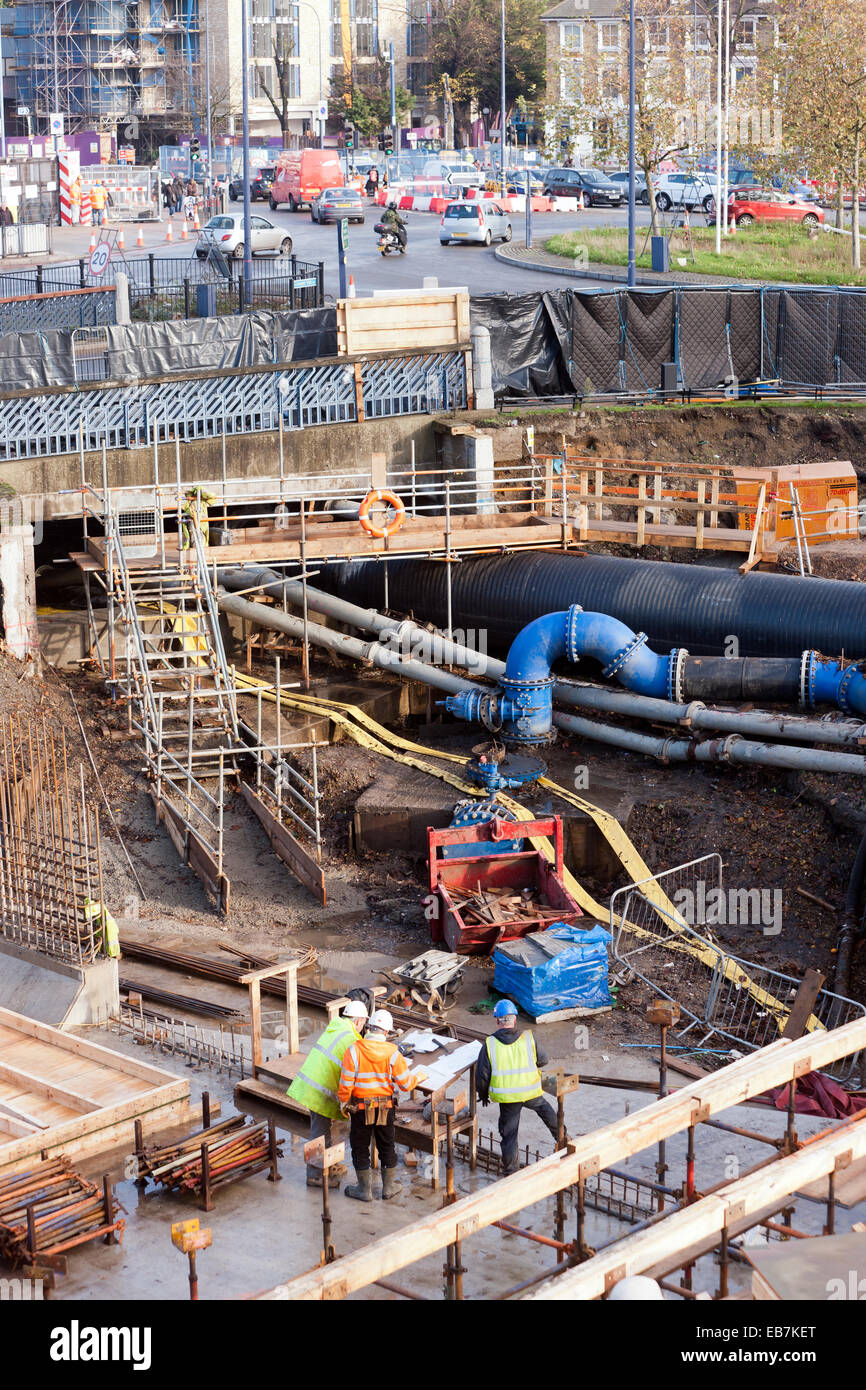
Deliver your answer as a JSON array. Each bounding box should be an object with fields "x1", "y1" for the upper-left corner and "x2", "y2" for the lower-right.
[{"x1": 728, "y1": 187, "x2": 824, "y2": 228}]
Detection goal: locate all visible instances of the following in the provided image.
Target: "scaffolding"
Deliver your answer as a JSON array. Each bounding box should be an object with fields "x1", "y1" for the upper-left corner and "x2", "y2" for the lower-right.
[
  {"x1": 79, "y1": 441, "x2": 325, "y2": 914},
  {"x1": 13, "y1": 0, "x2": 201, "y2": 133}
]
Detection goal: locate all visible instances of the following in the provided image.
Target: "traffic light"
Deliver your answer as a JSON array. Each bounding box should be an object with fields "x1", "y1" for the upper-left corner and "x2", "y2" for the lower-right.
[
  {"x1": 346, "y1": 132, "x2": 354, "y2": 150},
  {"x1": 190, "y1": 134, "x2": 201, "y2": 158},
  {"x1": 378, "y1": 131, "x2": 387, "y2": 151}
]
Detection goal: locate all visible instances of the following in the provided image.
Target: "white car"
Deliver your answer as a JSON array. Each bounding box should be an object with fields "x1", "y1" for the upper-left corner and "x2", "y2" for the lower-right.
[
  {"x1": 196, "y1": 213, "x2": 293, "y2": 261},
  {"x1": 653, "y1": 171, "x2": 717, "y2": 213}
]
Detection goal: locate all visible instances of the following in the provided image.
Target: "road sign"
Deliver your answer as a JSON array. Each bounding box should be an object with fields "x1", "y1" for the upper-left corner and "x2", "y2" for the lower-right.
[
  {"x1": 16, "y1": 106, "x2": 30, "y2": 117},
  {"x1": 88, "y1": 241, "x2": 111, "y2": 278},
  {"x1": 317, "y1": 100, "x2": 328, "y2": 123},
  {"x1": 49, "y1": 113, "x2": 65, "y2": 137}
]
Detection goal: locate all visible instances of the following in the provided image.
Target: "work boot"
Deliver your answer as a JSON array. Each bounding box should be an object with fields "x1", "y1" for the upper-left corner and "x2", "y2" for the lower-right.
[
  {"x1": 344, "y1": 1168, "x2": 373, "y2": 1202},
  {"x1": 381, "y1": 1166, "x2": 403, "y2": 1200},
  {"x1": 306, "y1": 1165, "x2": 342, "y2": 1189}
]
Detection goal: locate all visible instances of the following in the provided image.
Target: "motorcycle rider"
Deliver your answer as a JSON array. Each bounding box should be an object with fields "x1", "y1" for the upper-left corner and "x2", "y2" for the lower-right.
[{"x1": 381, "y1": 200, "x2": 407, "y2": 252}]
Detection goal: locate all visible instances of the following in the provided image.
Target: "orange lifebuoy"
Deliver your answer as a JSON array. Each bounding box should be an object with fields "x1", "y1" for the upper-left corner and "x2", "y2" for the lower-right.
[{"x1": 358, "y1": 488, "x2": 405, "y2": 539}]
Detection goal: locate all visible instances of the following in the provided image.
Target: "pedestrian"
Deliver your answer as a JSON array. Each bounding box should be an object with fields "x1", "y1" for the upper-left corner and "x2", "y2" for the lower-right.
[
  {"x1": 364, "y1": 167, "x2": 379, "y2": 198},
  {"x1": 0, "y1": 202, "x2": 14, "y2": 227},
  {"x1": 161, "y1": 179, "x2": 172, "y2": 211},
  {"x1": 337, "y1": 1008, "x2": 428, "y2": 1202},
  {"x1": 288, "y1": 999, "x2": 368, "y2": 1187},
  {"x1": 171, "y1": 175, "x2": 184, "y2": 215},
  {"x1": 476, "y1": 999, "x2": 560, "y2": 1175}
]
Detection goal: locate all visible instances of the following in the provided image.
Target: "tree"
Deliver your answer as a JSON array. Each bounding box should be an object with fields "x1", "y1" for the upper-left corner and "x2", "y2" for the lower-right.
[
  {"x1": 258, "y1": 35, "x2": 299, "y2": 146},
  {"x1": 763, "y1": 0, "x2": 866, "y2": 268},
  {"x1": 427, "y1": 0, "x2": 548, "y2": 146},
  {"x1": 330, "y1": 60, "x2": 413, "y2": 141}
]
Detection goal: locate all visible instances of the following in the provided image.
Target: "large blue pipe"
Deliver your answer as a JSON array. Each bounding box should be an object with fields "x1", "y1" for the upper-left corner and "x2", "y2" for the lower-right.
[{"x1": 446, "y1": 604, "x2": 866, "y2": 743}]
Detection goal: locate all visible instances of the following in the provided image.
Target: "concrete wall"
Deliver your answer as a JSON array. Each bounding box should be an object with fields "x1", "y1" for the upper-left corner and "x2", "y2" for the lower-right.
[{"x1": 0, "y1": 939, "x2": 119, "y2": 1028}]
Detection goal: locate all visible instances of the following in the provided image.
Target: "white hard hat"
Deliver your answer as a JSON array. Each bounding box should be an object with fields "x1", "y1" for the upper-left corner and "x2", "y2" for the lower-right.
[
  {"x1": 368, "y1": 1009, "x2": 393, "y2": 1033},
  {"x1": 342, "y1": 1000, "x2": 368, "y2": 1020},
  {"x1": 607, "y1": 1276, "x2": 664, "y2": 1301}
]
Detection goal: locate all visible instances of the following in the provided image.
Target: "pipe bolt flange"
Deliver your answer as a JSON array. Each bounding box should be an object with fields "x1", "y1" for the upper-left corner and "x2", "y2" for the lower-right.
[
  {"x1": 837, "y1": 661, "x2": 865, "y2": 714},
  {"x1": 667, "y1": 647, "x2": 689, "y2": 704},
  {"x1": 564, "y1": 603, "x2": 585, "y2": 664},
  {"x1": 719, "y1": 734, "x2": 743, "y2": 761},
  {"x1": 800, "y1": 650, "x2": 818, "y2": 708},
  {"x1": 602, "y1": 630, "x2": 649, "y2": 682}
]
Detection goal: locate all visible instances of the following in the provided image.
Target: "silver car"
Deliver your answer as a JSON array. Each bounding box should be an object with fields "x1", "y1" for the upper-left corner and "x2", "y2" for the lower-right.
[
  {"x1": 310, "y1": 187, "x2": 365, "y2": 224},
  {"x1": 196, "y1": 213, "x2": 293, "y2": 261},
  {"x1": 440, "y1": 200, "x2": 512, "y2": 246}
]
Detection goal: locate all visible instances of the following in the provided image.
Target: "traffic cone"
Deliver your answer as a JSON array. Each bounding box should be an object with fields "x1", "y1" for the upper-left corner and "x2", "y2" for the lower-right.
[
  {"x1": 180, "y1": 217, "x2": 188, "y2": 241},
  {"x1": 165, "y1": 219, "x2": 173, "y2": 242},
  {"x1": 193, "y1": 208, "x2": 200, "y2": 231},
  {"x1": 578, "y1": 190, "x2": 585, "y2": 211},
  {"x1": 136, "y1": 224, "x2": 144, "y2": 247},
  {"x1": 101, "y1": 210, "x2": 107, "y2": 226},
  {"x1": 729, "y1": 215, "x2": 736, "y2": 235},
  {"x1": 117, "y1": 227, "x2": 125, "y2": 250},
  {"x1": 88, "y1": 229, "x2": 96, "y2": 253},
  {"x1": 348, "y1": 274, "x2": 356, "y2": 299}
]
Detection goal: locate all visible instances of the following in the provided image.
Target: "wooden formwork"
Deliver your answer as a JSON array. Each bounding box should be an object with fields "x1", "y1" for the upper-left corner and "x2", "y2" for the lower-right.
[
  {"x1": 336, "y1": 291, "x2": 471, "y2": 356},
  {"x1": 0, "y1": 1006, "x2": 190, "y2": 1175}
]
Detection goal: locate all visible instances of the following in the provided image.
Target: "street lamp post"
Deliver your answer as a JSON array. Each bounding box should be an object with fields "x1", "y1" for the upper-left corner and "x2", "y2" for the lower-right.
[
  {"x1": 627, "y1": 0, "x2": 636, "y2": 288},
  {"x1": 499, "y1": 0, "x2": 506, "y2": 192},
  {"x1": 389, "y1": 40, "x2": 397, "y2": 163},
  {"x1": 204, "y1": 0, "x2": 213, "y2": 199},
  {"x1": 241, "y1": 0, "x2": 252, "y2": 299}
]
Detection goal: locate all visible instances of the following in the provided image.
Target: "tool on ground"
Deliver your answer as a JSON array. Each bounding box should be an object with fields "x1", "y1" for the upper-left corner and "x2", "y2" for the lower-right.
[
  {"x1": 305, "y1": 1135, "x2": 345, "y2": 1263},
  {"x1": 380, "y1": 949, "x2": 468, "y2": 1017},
  {"x1": 171, "y1": 1217, "x2": 212, "y2": 1300}
]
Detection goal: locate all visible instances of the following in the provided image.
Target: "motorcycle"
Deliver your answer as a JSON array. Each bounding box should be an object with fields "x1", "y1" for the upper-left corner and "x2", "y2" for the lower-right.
[{"x1": 374, "y1": 219, "x2": 407, "y2": 256}]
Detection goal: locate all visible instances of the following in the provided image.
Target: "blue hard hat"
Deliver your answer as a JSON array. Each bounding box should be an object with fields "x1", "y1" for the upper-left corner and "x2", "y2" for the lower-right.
[{"x1": 493, "y1": 999, "x2": 518, "y2": 1019}]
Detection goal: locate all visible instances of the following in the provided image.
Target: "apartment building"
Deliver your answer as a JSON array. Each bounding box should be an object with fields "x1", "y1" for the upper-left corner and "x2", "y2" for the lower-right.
[{"x1": 541, "y1": 0, "x2": 776, "y2": 163}]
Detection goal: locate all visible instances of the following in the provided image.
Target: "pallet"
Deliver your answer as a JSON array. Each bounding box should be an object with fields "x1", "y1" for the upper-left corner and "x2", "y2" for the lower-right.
[{"x1": 336, "y1": 291, "x2": 470, "y2": 356}]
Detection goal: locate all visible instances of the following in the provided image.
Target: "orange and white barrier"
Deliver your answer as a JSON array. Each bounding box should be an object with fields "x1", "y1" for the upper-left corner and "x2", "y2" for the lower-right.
[
  {"x1": 165, "y1": 219, "x2": 173, "y2": 242},
  {"x1": 136, "y1": 224, "x2": 144, "y2": 246}
]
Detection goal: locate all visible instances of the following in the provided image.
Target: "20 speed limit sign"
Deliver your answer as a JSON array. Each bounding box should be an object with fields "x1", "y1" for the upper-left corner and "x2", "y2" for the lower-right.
[{"x1": 88, "y1": 242, "x2": 111, "y2": 277}]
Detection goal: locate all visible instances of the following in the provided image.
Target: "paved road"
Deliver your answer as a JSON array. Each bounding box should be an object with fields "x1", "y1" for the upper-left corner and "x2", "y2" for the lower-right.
[{"x1": 137, "y1": 201, "x2": 648, "y2": 295}]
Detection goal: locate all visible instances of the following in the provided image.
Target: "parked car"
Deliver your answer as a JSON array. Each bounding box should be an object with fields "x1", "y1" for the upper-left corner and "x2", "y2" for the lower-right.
[
  {"x1": 541, "y1": 168, "x2": 623, "y2": 206},
  {"x1": 607, "y1": 171, "x2": 650, "y2": 205},
  {"x1": 228, "y1": 167, "x2": 275, "y2": 202},
  {"x1": 440, "y1": 200, "x2": 512, "y2": 245},
  {"x1": 653, "y1": 171, "x2": 717, "y2": 212},
  {"x1": 196, "y1": 213, "x2": 293, "y2": 260},
  {"x1": 727, "y1": 188, "x2": 824, "y2": 228},
  {"x1": 484, "y1": 171, "x2": 544, "y2": 196},
  {"x1": 270, "y1": 149, "x2": 344, "y2": 211},
  {"x1": 310, "y1": 187, "x2": 365, "y2": 224}
]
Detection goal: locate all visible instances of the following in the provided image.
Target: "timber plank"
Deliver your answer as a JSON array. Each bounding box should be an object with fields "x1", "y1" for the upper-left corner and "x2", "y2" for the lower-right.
[{"x1": 261, "y1": 1018, "x2": 866, "y2": 1300}]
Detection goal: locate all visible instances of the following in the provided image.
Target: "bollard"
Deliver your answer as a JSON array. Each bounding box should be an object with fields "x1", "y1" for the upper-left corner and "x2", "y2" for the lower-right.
[{"x1": 470, "y1": 324, "x2": 494, "y2": 410}]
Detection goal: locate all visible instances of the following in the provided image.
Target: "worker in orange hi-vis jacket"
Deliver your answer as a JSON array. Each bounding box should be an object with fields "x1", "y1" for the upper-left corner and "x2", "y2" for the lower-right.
[{"x1": 337, "y1": 1009, "x2": 427, "y2": 1203}]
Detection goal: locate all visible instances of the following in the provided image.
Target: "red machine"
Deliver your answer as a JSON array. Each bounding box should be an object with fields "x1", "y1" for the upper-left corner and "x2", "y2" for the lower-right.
[{"x1": 427, "y1": 814, "x2": 583, "y2": 955}]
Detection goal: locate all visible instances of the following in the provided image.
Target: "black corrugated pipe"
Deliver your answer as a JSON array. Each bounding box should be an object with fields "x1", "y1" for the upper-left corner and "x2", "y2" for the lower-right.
[
  {"x1": 328, "y1": 553, "x2": 866, "y2": 659},
  {"x1": 682, "y1": 657, "x2": 803, "y2": 702},
  {"x1": 836, "y1": 831, "x2": 866, "y2": 996}
]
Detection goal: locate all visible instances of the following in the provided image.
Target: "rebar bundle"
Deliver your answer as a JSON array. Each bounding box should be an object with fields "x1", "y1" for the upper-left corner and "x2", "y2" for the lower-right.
[
  {"x1": 0, "y1": 714, "x2": 105, "y2": 965},
  {"x1": 0, "y1": 1157, "x2": 122, "y2": 1265}
]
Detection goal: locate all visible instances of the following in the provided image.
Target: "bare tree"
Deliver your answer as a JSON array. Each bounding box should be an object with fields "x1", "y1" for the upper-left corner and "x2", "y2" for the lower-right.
[{"x1": 257, "y1": 35, "x2": 297, "y2": 146}]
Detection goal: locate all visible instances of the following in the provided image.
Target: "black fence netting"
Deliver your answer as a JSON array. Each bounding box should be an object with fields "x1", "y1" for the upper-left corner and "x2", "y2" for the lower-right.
[
  {"x1": 468, "y1": 291, "x2": 574, "y2": 397},
  {"x1": 564, "y1": 284, "x2": 866, "y2": 397}
]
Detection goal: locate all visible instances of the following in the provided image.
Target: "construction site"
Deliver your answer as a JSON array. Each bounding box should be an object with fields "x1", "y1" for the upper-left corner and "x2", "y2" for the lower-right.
[{"x1": 2, "y1": 279, "x2": 866, "y2": 1321}]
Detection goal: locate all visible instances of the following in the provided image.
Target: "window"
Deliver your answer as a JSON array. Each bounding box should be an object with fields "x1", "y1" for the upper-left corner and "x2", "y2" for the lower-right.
[
  {"x1": 738, "y1": 17, "x2": 757, "y2": 48},
  {"x1": 559, "y1": 22, "x2": 582, "y2": 50},
  {"x1": 406, "y1": 61, "x2": 430, "y2": 95},
  {"x1": 693, "y1": 18, "x2": 710, "y2": 49},
  {"x1": 601, "y1": 63, "x2": 620, "y2": 100},
  {"x1": 646, "y1": 19, "x2": 668, "y2": 50},
  {"x1": 560, "y1": 60, "x2": 581, "y2": 103},
  {"x1": 599, "y1": 22, "x2": 619, "y2": 50}
]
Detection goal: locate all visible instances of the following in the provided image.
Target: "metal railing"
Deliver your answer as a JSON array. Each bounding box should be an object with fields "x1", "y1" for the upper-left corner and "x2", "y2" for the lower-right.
[
  {"x1": 0, "y1": 222, "x2": 52, "y2": 258},
  {"x1": 0, "y1": 347, "x2": 468, "y2": 461},
  {"x1": 610, "y1": 858, "x2": 866, "y2": 1088}
]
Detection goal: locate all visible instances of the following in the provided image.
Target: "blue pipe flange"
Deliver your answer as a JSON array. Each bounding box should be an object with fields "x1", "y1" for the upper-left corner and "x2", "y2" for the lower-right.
[
  {"x1": 667, "y1": 648, "x2": 689, "y2": 704},
  {"x1": 497, "y1": 673, "x2": 556, "y2": 745},
  {"x1": 800, "y1": 650, "x2": 819, "y2": 707},
  {"x1": 564, "y1": 603, "x2": 585, "y2": 663},
  {"x1": 837, "y1": 662, "x2": 866, "y2": 714},
  {"x1": 602, "y1": 630, "x2": 650, "y2": 682}
]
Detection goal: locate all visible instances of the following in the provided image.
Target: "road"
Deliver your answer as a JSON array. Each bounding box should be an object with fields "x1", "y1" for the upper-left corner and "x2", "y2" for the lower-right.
[{"x1": 137, "y1": 200, "x2": 658, "y2": 295}]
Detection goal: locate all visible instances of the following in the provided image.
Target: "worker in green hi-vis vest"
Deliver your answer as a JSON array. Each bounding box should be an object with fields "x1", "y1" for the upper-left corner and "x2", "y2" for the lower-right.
[
  {"x1": 476, "y1": 999, "x2": 559, "y2": 1175},
  {"x1": 288, "y1": 998, "x2": 368, "y2": 1189}
]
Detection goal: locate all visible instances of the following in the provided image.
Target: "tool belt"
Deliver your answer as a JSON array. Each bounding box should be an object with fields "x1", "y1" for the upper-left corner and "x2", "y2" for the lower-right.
[{"x1": 353, "y1": 1099, "x2": 393, "y2": 1125}]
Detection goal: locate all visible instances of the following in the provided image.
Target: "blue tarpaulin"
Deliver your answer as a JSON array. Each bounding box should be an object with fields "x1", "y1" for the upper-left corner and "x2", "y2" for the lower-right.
[{"x1": 493, "y1": 923, "x2": 612, "y2": 1018}]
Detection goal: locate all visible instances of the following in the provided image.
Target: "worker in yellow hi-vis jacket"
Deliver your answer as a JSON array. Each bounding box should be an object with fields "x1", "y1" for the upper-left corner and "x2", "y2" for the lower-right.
[
  {"x1": 181, "y1": 486, "x2": 217, "y2": 549},
  {"x1": 84, "y1": 897, "x2": 120, "y2": 959}
]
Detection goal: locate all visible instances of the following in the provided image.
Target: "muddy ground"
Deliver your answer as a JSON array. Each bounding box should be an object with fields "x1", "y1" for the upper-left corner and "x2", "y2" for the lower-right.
[{"x1": 4, "y1": 642, "x2": 864, "y2": 1050}]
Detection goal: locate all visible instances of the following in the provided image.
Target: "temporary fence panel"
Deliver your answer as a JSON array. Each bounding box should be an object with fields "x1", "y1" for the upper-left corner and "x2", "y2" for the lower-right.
[{"x1": 0, "y1": 223, "x2": 51, "y2": 258}]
